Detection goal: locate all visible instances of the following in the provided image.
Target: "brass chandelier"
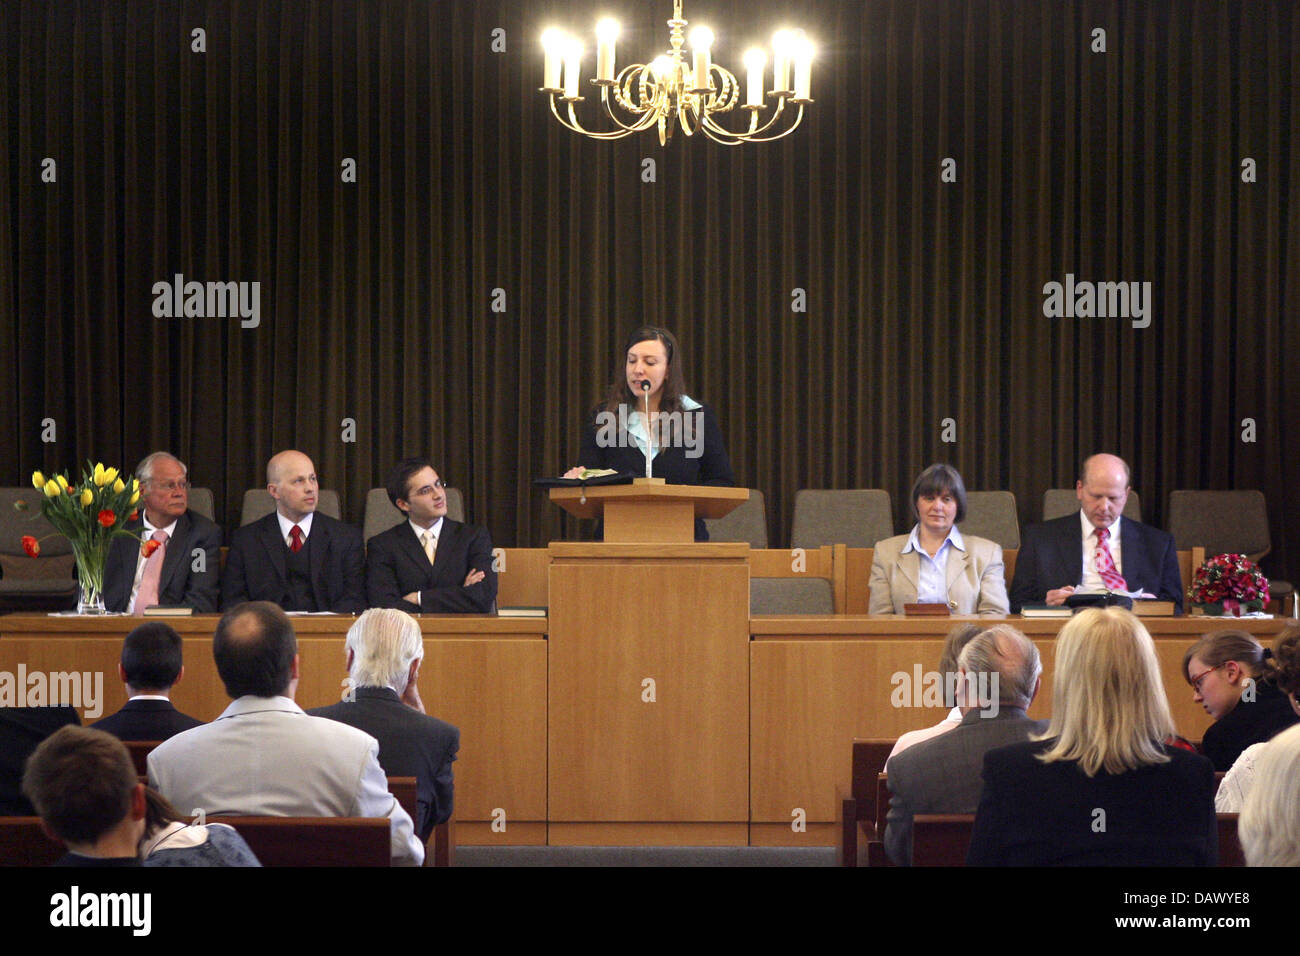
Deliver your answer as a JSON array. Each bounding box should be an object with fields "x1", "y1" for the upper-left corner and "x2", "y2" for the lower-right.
[{"x1": 539, "y1": 0, "x2": 814, "y2": 146}]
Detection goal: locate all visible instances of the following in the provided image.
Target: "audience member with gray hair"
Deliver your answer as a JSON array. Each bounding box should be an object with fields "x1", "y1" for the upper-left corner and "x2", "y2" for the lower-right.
[
  {"x1": 310, "y1": 608, "x2": 459, "y2": 841},
  {"x1": 1239, "y1": 723, "x2": 1300, "y2": 866},
  {"x1": 955, "y1": 623, "x2": 1043, "y2": 714},
  {"x1": 886, "y1": 622, "x2": 983, "y2": 767},
  {"x1": 884, "y1": 624, "x2": 1045, "y2": 865}
]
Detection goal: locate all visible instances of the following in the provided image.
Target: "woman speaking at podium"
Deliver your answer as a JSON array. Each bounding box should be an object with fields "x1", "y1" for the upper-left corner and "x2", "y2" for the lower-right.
[
  {"x1": 564, "y1": 327, "x2": 734, "y2": 540},
  {"x1": 868, "y1": 463, "x2": 1009, "y2": 615}
]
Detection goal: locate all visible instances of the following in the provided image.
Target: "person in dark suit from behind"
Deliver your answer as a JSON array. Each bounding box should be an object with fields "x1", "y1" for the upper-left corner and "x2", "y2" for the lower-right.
[
  {"x1": 884, "y1": 624, "x2": 1046, "y2": 865},
  {"x1": 103, "y1": 451, "x2": 222, "y2": 613},
  {"x1": 309, "y1": 608, "x2": 459, "y2": 841},
  {"x1": 1009, "y1": 453, "x2": 1184, "y2": 613},
  {"x1": 0, "y1": 706, "x2": 80, "y2": 815},
  {"x1": 968, "y1": 607, "x2": 1218, "y2": 866},
  {"x1": 365, "y1": 457, "x2": 496, "y2": 614},
  {"x1": 221, "y1": 449, "x2": 366, "y2": 613},
  {"x1": 92, "y1": 622, "x2": 204, "y2": 741}
]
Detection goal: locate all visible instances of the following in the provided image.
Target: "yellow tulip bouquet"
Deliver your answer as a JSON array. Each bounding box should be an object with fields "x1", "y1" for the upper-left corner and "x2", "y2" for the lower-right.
[{"x1": 26, "y1": 463, "x2": 146, "y2": 613}]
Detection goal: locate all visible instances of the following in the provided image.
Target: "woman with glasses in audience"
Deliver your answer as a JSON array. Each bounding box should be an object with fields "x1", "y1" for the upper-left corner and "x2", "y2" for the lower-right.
[
  {"x1": 868, "y1": 464, "x2": 1008, "y2": 615},
  {"x1": 1214, "y1": 625, "x2": 1300, "y2": 811},
  {"x1": 1183, "y1": 629, "x2": 1300, "y2": 772},
  {"x1": 968, "y1": 607, "x2": 1217, "y2": 865}
]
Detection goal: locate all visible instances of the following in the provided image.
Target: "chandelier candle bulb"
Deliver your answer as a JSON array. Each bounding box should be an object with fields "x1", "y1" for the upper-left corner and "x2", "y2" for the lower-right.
[
  {"x1": 596, "y1": 19, "x2": 618, "y2": 82},
  {"x1": 793, "y1": 33, "x2": 813, "y2": 100},
  {"x1": 772, "y1": 29, "x2": 793, "y2": 93},
  {"x1": 690, "y1": 26, "x2": 713, "y2": 92},
  {"x1": 541, "y1": 29, "x2": 563, "y2": 90},
  {"x1": 743, "y1": 49, "x2": 766, "y2": 107},
  {"x1": 563, "y1": 39, "x2": 583, "y2": 98}
]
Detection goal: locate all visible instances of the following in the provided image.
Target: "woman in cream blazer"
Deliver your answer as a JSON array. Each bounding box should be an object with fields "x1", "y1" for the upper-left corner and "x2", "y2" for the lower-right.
[{"x1": 869, "y1": 464, "x2": 1009, "y2": 616}]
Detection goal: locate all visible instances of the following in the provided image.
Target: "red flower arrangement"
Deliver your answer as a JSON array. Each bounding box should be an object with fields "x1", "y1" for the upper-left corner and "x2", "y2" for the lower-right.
[
  {"x1": 1188, "y1": 553, "x2": 1270, "y2": 616},
  {"x1": 97, "y1": 510, "x2": 116, "y2": 528}
]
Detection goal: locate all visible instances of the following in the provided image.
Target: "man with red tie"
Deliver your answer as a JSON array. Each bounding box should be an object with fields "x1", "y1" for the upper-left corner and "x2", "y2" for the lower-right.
[
  {"x1": 103, "y1": 452, "x2": 222, "y2": 613},
  {"x1": 221, "y1": 450, "x2": 365, "y2": 613},
  {"x1": 1010, "y1": 453, "x2": 1184, "y2": 613},
  {"x1": 365, "y1": 457, "x2": 496, "y2": 613}
]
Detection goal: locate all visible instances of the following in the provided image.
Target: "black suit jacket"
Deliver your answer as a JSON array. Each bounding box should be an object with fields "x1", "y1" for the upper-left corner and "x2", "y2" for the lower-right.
[
  {"x1": 308, "y1": 686, "x2": 459, "y2": 841},
  {"x1": 967, "y1": 739, "x2": 1217, "y2": 866},
  {"x1": 92, "y1": 698, "x2": 204, "y2": 742},
  {"x1": 1009, "y1": 513, "x2": 1184, "y2": 613},
  {"x1": 0, "y1": 706, "x2": 80, "y2": 815},
  {"x1": 103, "y1": 510, "x2": 222, "y2": 613},
  {"x1": 366, "y1": 519, "x2": 497, "y2": 614},
  {"x1": 578, "y1": 401, "x2": 735, "y2": 540},
  {"x1": 221, "y1": 511, "x2": 366, "y2": 613}
]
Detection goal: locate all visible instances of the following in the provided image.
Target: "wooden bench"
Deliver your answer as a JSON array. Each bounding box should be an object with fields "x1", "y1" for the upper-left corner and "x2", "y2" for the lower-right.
[
  {"x1": 838, "y1": 739, "x2": 894, "y2": 866},
  {"x1": 124, "y1": 740, "x2": 160, "y2": 776},
  {"x1": 387, "y1": 775, "x2": 454, "y2": 867},
  {"x1": 2, "y1": 814, "x2": 404, "y2": 867},
  {"x1": 0, "y1": 817, "x2": 62, "y2": 866},
  {"x1": 910, "y1": 813, "x2": 1244, "y2": 867}
]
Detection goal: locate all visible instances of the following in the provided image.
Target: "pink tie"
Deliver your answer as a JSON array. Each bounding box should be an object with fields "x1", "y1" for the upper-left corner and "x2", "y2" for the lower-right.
[
  {"x1": 1095, "y1": 527, "x2": 1128, "y2": 591},
  {"x1": 135, "y1": 529, "x2": 169, "y2": 613}
]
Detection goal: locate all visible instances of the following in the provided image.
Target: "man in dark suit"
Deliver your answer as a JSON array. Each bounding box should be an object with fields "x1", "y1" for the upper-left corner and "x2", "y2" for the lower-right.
[
  {"x1": 103, "y1": 451, "x2": 221, "y2": 613},
  {"x1": 884, "y1": 624, "x2": 1046, "y2": 866},
  {"x1": 0, "y1": 706, "x2": 80, "y2": 815},
  {"x1": 308, "y1": 608, "x2": 459, "y2": 842},
  {"x1": 1010, "y1": 453, "x2": 1184, "y2": 613},
  {"x1": 93, "y1": 622, "x2": 203, "y2": 741},
  {"x1": 221, "y1": 450, "x2": 366, "y2": 613},
  {"x1": 366, "y1": 457, "x2": 496, "y2": 614}
]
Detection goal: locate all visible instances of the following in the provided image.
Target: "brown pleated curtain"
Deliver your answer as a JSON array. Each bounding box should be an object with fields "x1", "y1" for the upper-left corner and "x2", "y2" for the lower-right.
[{"x1": 2, "y1": 1, "x2": 1298, "y2": 581}]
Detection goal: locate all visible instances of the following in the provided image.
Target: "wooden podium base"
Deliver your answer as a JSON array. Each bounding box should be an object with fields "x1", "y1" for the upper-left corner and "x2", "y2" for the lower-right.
[{"x1": 547, "y1": 543, "x2": 750, "y2": 832}]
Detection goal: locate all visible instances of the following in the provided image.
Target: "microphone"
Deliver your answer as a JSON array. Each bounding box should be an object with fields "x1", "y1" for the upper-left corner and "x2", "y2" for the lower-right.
[{"x1": 641, "y1": 380, "x2": 652, "y2": 479}]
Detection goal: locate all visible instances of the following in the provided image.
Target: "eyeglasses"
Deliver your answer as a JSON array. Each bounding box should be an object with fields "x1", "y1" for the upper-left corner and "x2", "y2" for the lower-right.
[
  {"x1": 1188, "y1": 663, "x2": 1225, "y2": 693},
  {"x1": 411, "y1": 480, "x2": 448, "y2": 496},
  {"x1": 150, "y1": 480, "x2": 191, "y2": 492}
]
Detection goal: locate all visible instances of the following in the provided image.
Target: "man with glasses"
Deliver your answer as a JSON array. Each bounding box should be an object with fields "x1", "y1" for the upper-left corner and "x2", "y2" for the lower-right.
[
  {"x1": 366, "y1": 457, "x2": 496, "y2": 613},
  {"x1": 104, "y1": 451, "x2": 222, "y2": 613}
]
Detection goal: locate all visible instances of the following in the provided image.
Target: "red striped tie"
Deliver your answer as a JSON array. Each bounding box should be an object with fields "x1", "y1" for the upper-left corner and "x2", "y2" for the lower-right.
[{"x1": 1095, "y1": 527, "x2": 1128, "y2": 591}]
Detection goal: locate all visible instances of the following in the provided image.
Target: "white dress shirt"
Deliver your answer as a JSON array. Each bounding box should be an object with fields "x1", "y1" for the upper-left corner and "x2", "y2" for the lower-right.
[
  {"x1": 1079, "y1": 511, "x2": 1123, "y2": 591},
  {"x1": 901, "y1": 525, "x2": 966, "y2": 605},
  {"x1": 277, "y1": 510, "x2": 315, "y2": 547}
]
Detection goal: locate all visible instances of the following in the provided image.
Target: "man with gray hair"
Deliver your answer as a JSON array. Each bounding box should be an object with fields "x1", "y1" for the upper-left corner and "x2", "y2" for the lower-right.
[
  {"x1": 103, "y1": 451, "x2": 222, "y2": 613},
  {"x1": 309, "y1": 608, "x2": 459, "y2": 842},
  {"x1": 884, "y1": 624, "x2": 1046, "y2": 866}
]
